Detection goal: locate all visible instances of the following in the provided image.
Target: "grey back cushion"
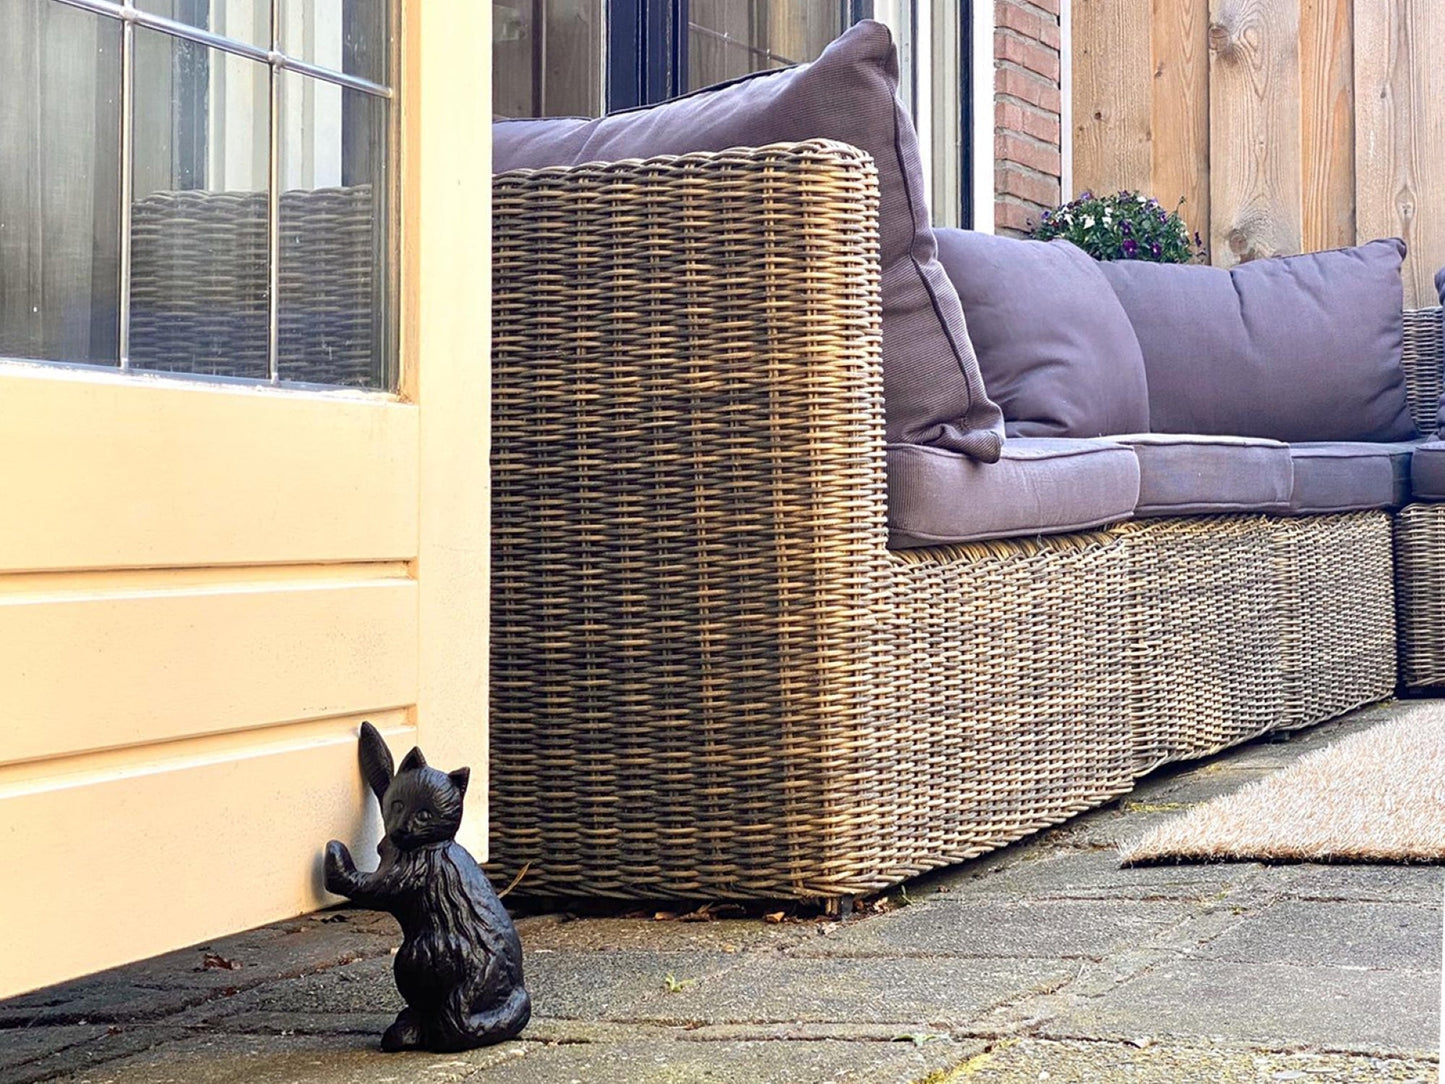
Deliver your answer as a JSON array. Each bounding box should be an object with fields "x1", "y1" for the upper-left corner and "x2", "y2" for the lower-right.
[
  {"x1": 934, "y1": 230, "x2": 1149, "y2": 438},
  {"x1": 1436, "y1": 266, "x2": 1445, "y2": 433},
  {"x1": 1099, "y1": 240, "x2": 1417, "y2": 443},
  {"x1": 494, "y1": 20, "x2": 1005, "y2": 462}
]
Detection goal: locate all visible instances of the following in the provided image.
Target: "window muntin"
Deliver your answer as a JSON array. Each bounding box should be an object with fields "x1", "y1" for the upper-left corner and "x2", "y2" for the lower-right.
[{"x1": 0, "y1": 0, "x2": 397, "y2": 390}]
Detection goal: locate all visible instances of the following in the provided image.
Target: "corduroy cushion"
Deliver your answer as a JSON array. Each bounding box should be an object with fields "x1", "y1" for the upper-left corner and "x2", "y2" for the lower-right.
[
  {"x1": 886, "y1": 438, "x2": 1139, "y2": 547},
  {"x1": 1411, "y1": 441, "x2": 1445, "y2": 501},
  {"x1": 493, "y1": 21, "x2": 1005, "y2": 462},
  {"x1": 1288, "y1": 442, "x2": 1417, "y2": 513},
  {"x1": 934, "y1": 230, "x2": 1150, "y2": 438},
  {"x1": 1102, "y1": 434, "x2": 1292, "y2": 516},
  {"x1": 1099, "y1": 240, "x2": 1417, "y2": 443}
]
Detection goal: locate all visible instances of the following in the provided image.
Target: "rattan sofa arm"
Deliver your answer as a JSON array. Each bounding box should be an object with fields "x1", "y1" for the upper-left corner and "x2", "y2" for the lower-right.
[
  {"x1": 1402, "y1": 306, "x2": 1444, "y2": 436},
  {"x1": 491, "y1": 139, "x2": 889, "y2": 553}
]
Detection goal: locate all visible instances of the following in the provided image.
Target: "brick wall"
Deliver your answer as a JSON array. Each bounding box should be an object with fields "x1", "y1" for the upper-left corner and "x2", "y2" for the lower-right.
[{"x1": 994, "y1": 0, "x2": 1063, "y2": 236}]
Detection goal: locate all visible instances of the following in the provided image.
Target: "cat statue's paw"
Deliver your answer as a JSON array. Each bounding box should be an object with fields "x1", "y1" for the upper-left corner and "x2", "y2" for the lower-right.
[{"x1": 324, "y1": 839, "x2": 354, "y2": 892}]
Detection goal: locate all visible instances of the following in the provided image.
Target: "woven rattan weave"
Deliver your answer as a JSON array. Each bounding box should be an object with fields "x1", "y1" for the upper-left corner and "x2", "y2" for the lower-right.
[
  {"x1": 1395, "y1": 306, "x2": 1445, "y2": 688},
  {"x1": 129, "y1": 185, "x2": 380, "y2": 386},
  {"x1": 489, "y1": 142, "x2": 1136, "y2": 900},
  {"x1": 490, "y1": 139, "x2": 1440, "y2": 901}
]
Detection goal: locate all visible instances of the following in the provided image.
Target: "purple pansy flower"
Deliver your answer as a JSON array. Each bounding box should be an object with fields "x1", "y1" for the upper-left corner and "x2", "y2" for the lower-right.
[{"x1": 1121, "y1": 238, "x2": 1139, "y2": 258}]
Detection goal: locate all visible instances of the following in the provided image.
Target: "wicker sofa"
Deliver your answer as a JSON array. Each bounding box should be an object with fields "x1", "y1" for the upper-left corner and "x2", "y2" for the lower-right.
[{"x1": 488, "y1": 138, "x2": 1445, "y2": 905}]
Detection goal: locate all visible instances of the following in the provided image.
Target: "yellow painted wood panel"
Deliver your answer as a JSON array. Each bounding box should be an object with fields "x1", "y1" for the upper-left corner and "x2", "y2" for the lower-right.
[
  {"x1": 0, "y1": 365, "x2": 419, "y2": 573},
  {"x1": 1300, "y1": 0, "x2": 1355, "y2": 252},
  {"x1": 0, "y1": 574, "x2": 417, "y2": 766},
  {"x1": 0, "y1": 714, "x2": 413, "y2": 999},
  {"x1": 1151, "y1": 0, "x2": 1211, "y2": 236},
  {"x1": 409, "y1": 0, "x2": 492, "y2": 859},
  {"x1": 1209, "y1": 0, "x2": 1303, "y2": 265},
  {"x1": 1355, "y1": 0, "x2": 1445, "y2": 308},
  {"x1": 1072, "y1": 0, "x2": 1154, "y2": 197}
]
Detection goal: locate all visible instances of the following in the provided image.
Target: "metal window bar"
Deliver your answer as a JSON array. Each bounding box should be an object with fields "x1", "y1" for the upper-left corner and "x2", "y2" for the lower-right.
[
  {"x1": 51, "y1": 0, "x2": 394, "y2": 98},
  {"x1": 42, "y1": 0, "x2": 397, "y2": 388}
]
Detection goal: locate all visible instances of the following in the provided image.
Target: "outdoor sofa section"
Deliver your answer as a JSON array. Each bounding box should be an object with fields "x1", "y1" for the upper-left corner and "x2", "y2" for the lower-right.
[
  {"x1": 488, "y1": 20, "x2": 1445, "y2": 904},
  {"x1": 488, "y1": 136, "x2": 1445, "y2": 903}
]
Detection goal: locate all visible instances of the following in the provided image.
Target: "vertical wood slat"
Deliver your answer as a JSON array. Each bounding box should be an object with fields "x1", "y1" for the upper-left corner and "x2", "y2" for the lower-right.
[
  {"x1": 1300, "y1": 0, "x2": 1355, "y2": 252},
  {"x1": 1072, "y1": 0, "x2": 1153, "y2": 197},
  {"x1": 1150, "y1": 0, "x2": 1211, "y2": 244},
  {"x1": 1355, "y1": 0, "x2": 1445, "y2": 308},
  {"x1": 1208, "y1": 0, "x2": 1302, "y2": 266}
]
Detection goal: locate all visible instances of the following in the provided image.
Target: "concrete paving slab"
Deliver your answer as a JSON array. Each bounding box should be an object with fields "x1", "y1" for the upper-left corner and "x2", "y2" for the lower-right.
[
  {"x1": 1197, "y1": 900, "x2": 1444, "y2": 970},
  {"x1": 0, "y1": 1029, "x2": 193, "y2": 1084},
  {"x1": 464, "y1": 1035, "x2": 976, "y2": 1084},
  {"x1": 1038, "y1": 957, "x2": 1440, "y2": 1056},
  {"x1": 936, "y1": 848, "x2": 1264, "y2": 903},
  {"x1": 1278, "y1": 864, "x2": 1445, "y2": 905},
  {"x1": 940, "y1": 1038, "x2": 1439, "y2": 1083},
  {"x1": 786, "y1": 898, "x2": 1191, "y2": 961},
  {"x1": 40, "y1": 1033, "x2": 525, "y2": 1084},
  {"x1": 619, "y1": 955, "x2": 1077, "y2": 1029}
]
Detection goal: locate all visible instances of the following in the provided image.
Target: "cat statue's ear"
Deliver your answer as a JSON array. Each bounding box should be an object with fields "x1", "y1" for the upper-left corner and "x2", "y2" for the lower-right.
[
  {"x1": 399, "y1": 746, "x2": 428, "y2": 774},
  {"x1": 448, "y1": 767, "x2": 471, "y2": 797},
  {"x1": 358, "y1": 721, "x2": 394, "y2": 805}
]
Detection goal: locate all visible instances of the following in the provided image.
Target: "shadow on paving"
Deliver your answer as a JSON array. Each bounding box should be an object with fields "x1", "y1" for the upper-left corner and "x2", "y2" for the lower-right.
[{"x1": 2, "y1": 702, "x2": 1441, "y2": 1084}]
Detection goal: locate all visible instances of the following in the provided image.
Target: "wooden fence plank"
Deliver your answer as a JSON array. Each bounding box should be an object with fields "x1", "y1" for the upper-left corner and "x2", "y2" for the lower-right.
[
  {"x1": 1072, "y1": 0, "x2": 1154, "y2": 198},
  {"x1": 1355, "y1": 0, "x2": 1445, "y2": 308},
  {"x1": 1209, "y1": 0, "x2": 1303, "y2": 265},
  {"x1": 1151, "y1": 0, "x2": 1212, "y2": 247},
  {"x1": 1300, "y1": 0, "x2": 1356, "y2": 252}
]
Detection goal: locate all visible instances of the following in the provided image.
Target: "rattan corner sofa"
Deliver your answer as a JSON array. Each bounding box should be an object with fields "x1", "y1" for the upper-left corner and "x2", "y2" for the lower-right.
[{"x1": 488, "y1": 137, "x2": 1445, "y2": 905}]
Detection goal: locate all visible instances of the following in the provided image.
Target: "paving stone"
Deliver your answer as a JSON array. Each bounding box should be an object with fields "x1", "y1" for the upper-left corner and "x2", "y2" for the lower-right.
[
  {"x1": 0, "y1": 1028, "x2": 192, "y2": 1084},
  {"x1": 41, "y1": 1033, "x2": 523, "y2": 1084},
  {"x1": 787, "y1": 897, "x2": 1191, "y2": 961},
  {"x1": 0, "y1": 1026, "x2": 108, "y2": 1077},
  {"x1": 1278, "y1": 864, "x2": 1445, "y2": 905},
  {"x1": 523, "y1": 950, "x2": 746, "y2": 1021},
  {"x1": 934, "y1": 848, "x2": 1265, "y2": 904},
  {"x1": 1038, "y1": 958, "x2": 1440, "y2": 1056},
  {"x1": 946, "y1": 1037, "x2": 1440, "y2": 1083},
  {"x1": 466, "y1": 1036, "x2": 976, "y2": 1084},
  {"x1": 1197, "y1": 900, "x2": 1444, "y2": 970},
  {"x1": 619, "y1": 955, "x2": 1077, "y2": 1028},
  {"x1": 520, "y1": 916, "x2": 807, "y2": 955}
]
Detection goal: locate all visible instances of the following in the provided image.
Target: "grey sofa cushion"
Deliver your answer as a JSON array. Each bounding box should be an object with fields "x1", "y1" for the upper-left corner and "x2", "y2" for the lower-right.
[
  {"x1": 1099, "y1": 240, "x2": 1417, "y2": 443},
  {"x1": 1102, "y1": 434, "x2": 1292, "y2": 516},
  {"x1": 933, "y1": 230, "x2": 1150, "y2": 438},
  {"x1": 494, "y1": 21, "x2": 1005, "y2": 462},
  {"x1": 886, "y1": 438, "x2": 1139, "y2": 548},
  {"x1": 1288, "y1": 442, "x2": 1416, "y2": 513},
  {"x1": 1411, "y1": 441, "x2": 1445, "y2": 501}
]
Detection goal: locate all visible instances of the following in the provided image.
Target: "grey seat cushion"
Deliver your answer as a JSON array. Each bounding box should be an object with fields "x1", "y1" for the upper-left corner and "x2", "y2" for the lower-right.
[
  {"x1": 1099, "y1": 240, "x2": 1417, "y2": 443},
  {"x1": 886, "y1": 438, "x2": 1139, "y2": 548},
  {"x1": 1411, "y1": 441, "x2": 1445, "y2": 501},
  {"x1": 933, "y1": 230, "x2": 1150, "y2": 438},
  {"x1": 1103, "y1": 434, "x2": 1292, "y2": 516},
  {"x1": 494, "y1": 21, "x2": 1006, "y2": 462},
  {"x1": 1288, "y1": 441, "x2": 1417, "y2": 513}
]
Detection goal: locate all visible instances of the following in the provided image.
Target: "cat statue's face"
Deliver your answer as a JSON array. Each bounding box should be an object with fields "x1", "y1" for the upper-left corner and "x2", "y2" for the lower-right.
[{"x1": 382, "y1": 747, "x2": 470, "y2": 850}]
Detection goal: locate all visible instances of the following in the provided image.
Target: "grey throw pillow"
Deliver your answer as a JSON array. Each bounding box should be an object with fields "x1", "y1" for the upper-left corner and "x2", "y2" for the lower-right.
[
  {"x1": 494, "y1": 21, "x2": 1005, "y2": 462},
  {"x1": 934, "y1": 230, "x2": 1149, "y2": 438},
  {"x1": 1098, "y1": 240, "x2": 1417, "y2": 443}
]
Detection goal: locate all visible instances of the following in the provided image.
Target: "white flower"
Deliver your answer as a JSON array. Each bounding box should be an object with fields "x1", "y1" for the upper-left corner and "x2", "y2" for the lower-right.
[{"x1": 1082, "y1": 215, "x2": 1095, "y2": 229}]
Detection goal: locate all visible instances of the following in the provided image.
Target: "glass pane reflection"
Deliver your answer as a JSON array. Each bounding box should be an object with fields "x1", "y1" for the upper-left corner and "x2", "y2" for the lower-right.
[
  {"x1": 129, "y1": 29, "x2": 270, "y2": 378},
  {"x1": 135, "y1": 0, "x2": 271, "y2": 50},
  {"x1": 0, "y1": 0, "x2": 121, "y2": 366},
  {"x1": 278, "y1": 0, "x2": 389, "y2": 85},
  {"x1": 277, "y1": 71, "x2": 389, "y2": 387}
]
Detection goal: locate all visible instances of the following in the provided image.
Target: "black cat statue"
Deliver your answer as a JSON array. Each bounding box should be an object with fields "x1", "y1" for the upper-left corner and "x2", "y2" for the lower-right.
[{"x1": 324, "y1": 722, "x2": 530, "y2": 1052}]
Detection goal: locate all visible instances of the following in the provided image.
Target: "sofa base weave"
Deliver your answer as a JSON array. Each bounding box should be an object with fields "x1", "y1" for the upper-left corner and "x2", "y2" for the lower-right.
[{"x1": 1396, "y1": 503, "x2": 1445, "y2": 687}]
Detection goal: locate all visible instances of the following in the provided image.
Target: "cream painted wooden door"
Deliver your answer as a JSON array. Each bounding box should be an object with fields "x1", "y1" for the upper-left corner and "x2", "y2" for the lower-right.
[{"x1": 0, "y1": 1, "x2": 489, "y2": 999}]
